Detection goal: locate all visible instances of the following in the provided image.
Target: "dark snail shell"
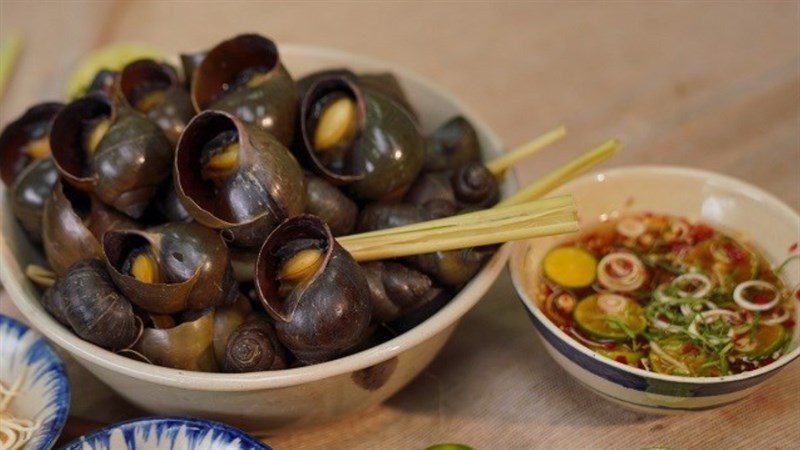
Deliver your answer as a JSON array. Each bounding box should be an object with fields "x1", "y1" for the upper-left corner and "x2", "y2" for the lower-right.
[
  {"x1": 154, "y1": 178, "x2": 193, "y2": 223},
  {"x1": 230, "y1": 246, "x2": 258, "y2": 283},
  {"x1": 134, "y1": 309, "x2": 218, "y2": 371},
  {"x1": 362, "y1": 261, "x2": 433, "y2": 323},
  {"x1": 404, "y1": 172, "x2": 457, "y2": 211},
  {"x1": 174, "y1": 110, "x2": 306, "y2": 247},
  {"x1": 10, "y1": 157, "x2": 58, "y2": 243},
  {"x1": 87, "y1": 69, "x2": 117, "y2": 97},
  {"x1": 296, "y1": 68, "x2": 357, "y2": 101},
  {"x1": 298, "y1": 75, "x2": 425, "y2": 200},
  {"x1": 355, "y1": 201, "x2": 493, "y2": 287},
  {"x1": 255, "y1": 215, "x2": 372, "y2": 364},
  {"x1": 358, "y1": 72, "x2": 416, "y2": 120},
  {"x1": 50, "y1": 92, "x2": 173, "y2": 218},
  {"x1": 43, "y1": 259, "x2": 138, "y2": 350},
  {"x1": 305, "y1": 174, "x2": 358, "y2": 236},
  {"x1": 387, "y1": 287, "x2": 452, "y2": 334},
  {"x1": 357, "y1": 202, "x2": 431, "y2": 233},
  {"x1": 103, "y1": 222, "x2": 237, "y2": 314},
  {"x1": 191, "y1": 34, "x2": 298, "y2": 147},
  {"x1": 42, "y1": 180, "x2": 138, "y2": 275},
  {"x1": 406, "y1": 162, "x2": 498, "y2": 210},
  {"x1": 212, "y1": 295, "x2": 253, "y2": 365},
  {"x1": 451, "y1": 162, "x2": 499, "y2": 208},
  {"x1": 297, "y1": 70, "x2": 415, "y2": 118},
  {"x1": 223, "y1": 313, "x2": 287, "y2": 373},
  {"x1": 180, "y1": 51, "x2": 207, "y2": 89},
  {"x1": 423, "y1": 116, "x2": 481, "y2": 173},
  {"x1": 0, "y1": 102, "x2": 63, "y2": 186},
  {"x1": 412, "y1": 246, "x2": 495, "y2": 287},
  {"x1": 117, "y1": 59, "x2": 194, "y2": 145}
]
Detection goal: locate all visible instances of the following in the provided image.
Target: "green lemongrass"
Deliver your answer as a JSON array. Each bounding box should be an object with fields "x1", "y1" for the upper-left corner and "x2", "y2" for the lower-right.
[
  {"x1": 342, "y1": 197, "x2": 578, "y2": 262},
  {"x1": 499, "y1": 138, "x2": 620, "y2": 207},
  {"x1": 346, "y1": 207, "x2": 574, "y2": 250},
  {"x1": 340, "y1": 195, "x2": 573, "y2": 242},
  {"x1": 485, "y1": 125, "x2": 566, "y2": 175},
  {"x1": 0, "y1": 33, "x2": 23, "y2": 100}
]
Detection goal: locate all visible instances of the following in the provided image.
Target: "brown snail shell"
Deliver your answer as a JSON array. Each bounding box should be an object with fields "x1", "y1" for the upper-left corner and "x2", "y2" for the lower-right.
[
  {"x1": 0, "y1": 102, "x2": 63, "y2": 186},
  {"x1": 43, "y1": 259, "x2": 138, "y2": 350},
  {"x1": 355, "y1": 201, "x2": 494, "y2": 287},
  {"x1": 42, "y1": 180, "x2": 138, "y2": 275},
  {"x1": 117, "y1": 59, "x2": 194, "y2": 145},
  {"x1": 405, "y1": 162, "x2": 498, "y2": 210},
  {"x1": 191, "y1": 34, "x2": 297, "y2": 147},
  {"x1": 212, "y1": 295, "x2": 253, "y2": 365},
  {"x1": 223, "y1": 313, "x2": 287, "y2": 373},
  {"x1": 174, "y1": 110, "x2": 305, "y2": 247},
  {"x1": 154, "y1": 178, "x2": 193, "y2": 223},
  {"x1": 305, "y1": 174, "x2": 358, "y2": 236},
  {"x1": 180, "y1": 50, "x2": 207, "y2": 89},
  {"x1": 358, "y1": 72, "x2": 417, "y2": 120},
  {"x1": 423, "y1": 116, "x2": 481, "y2": 173},
  {"x1": 134, "y1": 309, "x2": 218, "y2": 372},
  {"x1": 362, "y1": 261, "x2": 433, "y2": 323},
  {"x1": 297, "y1": 74, "x2": 425, "y2": 200},
  {"x1": 412, "y1": 246, "x2": 495, "y2": 287},
  {"x1": 255, "y1": 215, "x2": 372, "y2": 364},
  {"x1": 387, "y1": 287, "x2": 452, "y2": 334},
  {"x1": 10, "y1": 157, "x2": 58, "y2": 243},
  {"x1": 103, "y1": 222, "x2": 237, "y2": 314},
  {"x1": 50, "y1": 92, "x2": 173, "y2": 218}
]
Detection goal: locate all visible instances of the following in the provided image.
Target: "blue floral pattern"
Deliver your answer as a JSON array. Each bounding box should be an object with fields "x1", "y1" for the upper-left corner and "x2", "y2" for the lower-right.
[{"x1": 0, "y1": 314, "x2": 70, "y2": 450}]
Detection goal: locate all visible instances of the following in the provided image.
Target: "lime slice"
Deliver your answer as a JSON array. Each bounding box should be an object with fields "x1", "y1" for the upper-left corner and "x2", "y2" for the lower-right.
[
  {"x1": 66, "y1": 42, "x2": 166, "y2": 99},
  {"x1": 543, "y1": 246, "x2": 597, "y2": 288},
  {"x1": 745, "y1": 324, "x2": 786, "y2": 360},
  {"x1": 574, "y1": 294, "x2": 646, "y2": 341}
]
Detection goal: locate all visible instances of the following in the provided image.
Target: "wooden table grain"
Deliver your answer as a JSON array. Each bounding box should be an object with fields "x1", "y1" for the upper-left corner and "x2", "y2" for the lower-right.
[{"x1": 1, "y1": 2, "x2": 798, "y2": 449}]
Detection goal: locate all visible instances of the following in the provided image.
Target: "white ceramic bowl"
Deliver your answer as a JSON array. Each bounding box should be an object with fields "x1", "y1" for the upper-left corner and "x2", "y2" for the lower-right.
[
  {"x1": 61, "y1": 417, "x2": 270, "y2": 450},
  {"x1": 0, "y1": 45, "x2": 515, "y2": 432},
  {"x1": 510, "y1": 165, "x2": 800, "y2": 414},
  {"x1": 0, "y1": 314, "x2": 69, "y2": 450}
]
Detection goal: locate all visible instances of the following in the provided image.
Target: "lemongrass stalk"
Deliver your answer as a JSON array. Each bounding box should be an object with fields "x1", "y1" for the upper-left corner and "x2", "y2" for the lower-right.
[
  {"x1": 345, "y1": 201, "x2": 573, "y2": 246},
  {"x1": 338, "y1": 195, "x2": 574, "y2": 243},
  {"x1": 499, "y1": 138, "x2": 620, "y2": 207},
  {"x1": 26, "y1": 264, "x2": 56, "y2": 288},
  {"x1": 485, "y1": 125, "x2": 566, "y2": 176},
  {"x1": 345, "y1": 209, "x2": 577, "y2": 262},
  {"x1": 346, "y1": 208, "x2": 574, "y2": 249},
  {"x1": 0, "y1": 33, "x2": 23, "y2": 100}
]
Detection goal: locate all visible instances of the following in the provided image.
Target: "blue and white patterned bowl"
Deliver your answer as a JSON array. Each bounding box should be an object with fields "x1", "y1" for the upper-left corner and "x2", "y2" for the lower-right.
[
  {"x1": 0, "y1": 314, "x2": 69, "y2": 449},
  {"x1": 510, "y1": 166, "x2": 800, "y2": 414},
  {"x1": 61, "y1": 417, "x2": 271, "y2": 450}
]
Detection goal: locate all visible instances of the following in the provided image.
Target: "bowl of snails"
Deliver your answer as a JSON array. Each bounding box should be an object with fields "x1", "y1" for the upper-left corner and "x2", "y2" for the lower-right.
[{"x1": 0, "y1": 33, "x2": 589, "y2": 431}]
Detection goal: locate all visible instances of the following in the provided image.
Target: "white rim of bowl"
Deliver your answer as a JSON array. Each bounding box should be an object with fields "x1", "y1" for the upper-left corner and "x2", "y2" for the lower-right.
[
  {"x1": 511, "y1": 165, "x2": 800, "y2": 384},
  {"x1": 0, "y1": 43, "x2": 513, "y2": 391}
]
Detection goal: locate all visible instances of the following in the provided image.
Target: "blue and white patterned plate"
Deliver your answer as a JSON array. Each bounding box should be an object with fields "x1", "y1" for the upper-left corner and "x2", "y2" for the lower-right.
[
  {"x1": 61, "y1": 417, "x2": 272, "y2": 450},
  {"x1": 0, "y1": 314, "x2": 70, "y2": 450}
]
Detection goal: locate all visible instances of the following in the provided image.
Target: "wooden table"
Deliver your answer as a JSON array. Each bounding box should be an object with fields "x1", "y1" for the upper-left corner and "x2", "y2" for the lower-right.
[{"x1": 1, "y1": 2, "x2": 798, "y2": 449}]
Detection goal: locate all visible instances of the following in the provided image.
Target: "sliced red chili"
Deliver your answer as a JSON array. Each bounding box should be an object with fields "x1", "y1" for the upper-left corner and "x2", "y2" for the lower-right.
[
  {"x1": 724, "y1": 243, "x2": 747, "y2": 263},
  {"x1": 752, "y1": 292, "x2": 773, "y2": 304},
  {"x1": 691, "y1": 224, "x2": 714, "y2": 242},
  {"x1": 614, "y1": 355, "x2": 628, "y2": 364}
]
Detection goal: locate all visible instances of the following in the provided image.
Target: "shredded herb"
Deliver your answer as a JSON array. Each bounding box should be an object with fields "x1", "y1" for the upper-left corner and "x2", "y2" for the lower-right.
[{"x1": 775, "y1": 254, "x2": 800, "y2": 274}]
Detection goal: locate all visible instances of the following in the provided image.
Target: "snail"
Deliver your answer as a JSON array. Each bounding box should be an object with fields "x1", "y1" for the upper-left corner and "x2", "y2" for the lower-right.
[
  {"x1": 50, "y1": 92, "x2": 173, "y2": 218},
  {"x1": 255, "y1": 215, "x2": 372, "y2": 364},
  {"x1": 174, "y1": 110, "x2": 306, "y2": 248}
]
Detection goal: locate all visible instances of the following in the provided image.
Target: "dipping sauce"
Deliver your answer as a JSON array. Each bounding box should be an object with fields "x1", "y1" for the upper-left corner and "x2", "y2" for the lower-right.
[{"x1": 537, "y1": 213, "x2": 796, "y2": 376}]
